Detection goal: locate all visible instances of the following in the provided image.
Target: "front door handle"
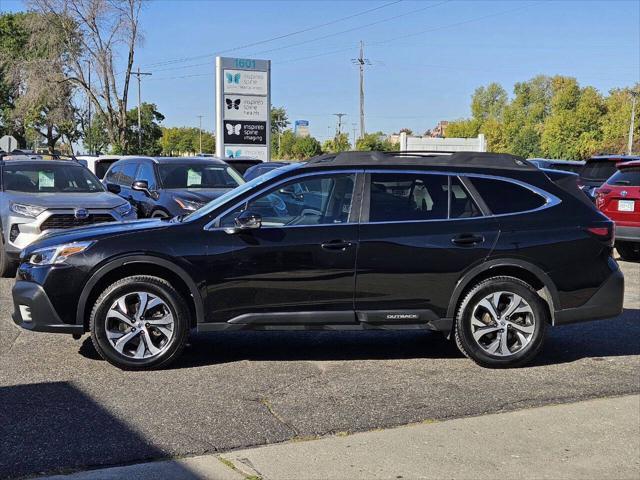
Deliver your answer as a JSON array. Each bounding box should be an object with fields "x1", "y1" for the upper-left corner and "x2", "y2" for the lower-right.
[
  {"x1": 451, "y1": 234, "x2": 485, "y2": 246},
  {"x1": 321, "y1": 240, "x2": 354, "y2": 251}
]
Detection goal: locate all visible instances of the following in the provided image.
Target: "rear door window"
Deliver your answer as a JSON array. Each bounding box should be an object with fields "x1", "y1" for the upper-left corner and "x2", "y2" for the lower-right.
[
  {"x1": 368, "y1": 173, "x2": 481, "y2": 222},
  {"x1": 136, "y1": 162, "x2": 157, "y2": 190},
  {"x1": 119, "y1": 162, "x2": 139, "y2": 186},
  {"x1": 607, "y1": 168, "x2": 640, "y2": 186},
  {"x1": 469, "y1": 177, "x2": 546, "y2": 215},
  {"x1": 581, "y1": 161, "x2": 618, "y2": 181}
]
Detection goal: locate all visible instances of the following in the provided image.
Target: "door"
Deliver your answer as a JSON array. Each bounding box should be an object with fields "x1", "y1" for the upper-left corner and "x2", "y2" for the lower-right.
[
  {"x1": 118, "y1": 161, "x2": 140, "y2": 208},
  {"x1": 203, "y1": 171, "x2": 361, "y2": 325},
  {"x1": 355, "y1": 171, "x2": 499, "y2": 323}
]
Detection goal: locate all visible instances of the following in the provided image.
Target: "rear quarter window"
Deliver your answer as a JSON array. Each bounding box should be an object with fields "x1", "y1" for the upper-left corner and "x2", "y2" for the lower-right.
[{"x1": 469, "y1": 177, "x2": 547, "y2": 215}]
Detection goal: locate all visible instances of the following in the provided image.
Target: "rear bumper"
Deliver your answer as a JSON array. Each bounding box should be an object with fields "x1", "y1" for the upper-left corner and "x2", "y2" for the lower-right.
[
  {"x1": 554, "y1": 268, "x2": 624, "y2": 325},
  {"x1": 12, "y1": 280, "x2": 83, "y2": 334},
  {"x1": 616, "y1": 225, "x2": 640, "y2": 242}
]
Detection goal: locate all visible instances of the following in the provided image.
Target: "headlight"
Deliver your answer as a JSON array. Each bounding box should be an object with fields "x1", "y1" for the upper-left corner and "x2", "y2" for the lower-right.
[
  {"x1": 28, "y1": 241, "x2": 94, "y2": 266},
  {"x1": 115, "y1": 202, "x2": 133, "y2": 216},
  {"x1": 10, "y1": 203, "x2": 46, "y2": 218},
  {"x1": 174, "y1": 197, "x2": 205, "y2": 211}
]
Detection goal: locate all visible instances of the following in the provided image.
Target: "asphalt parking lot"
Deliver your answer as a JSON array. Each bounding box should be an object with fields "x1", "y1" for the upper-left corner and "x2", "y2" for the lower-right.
[{"x1": 1, "y1": 259, "x2": 639, "y2": 479}]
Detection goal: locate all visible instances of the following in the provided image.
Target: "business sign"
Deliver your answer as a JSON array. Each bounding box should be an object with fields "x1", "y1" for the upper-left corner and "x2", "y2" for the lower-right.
[
  {"x1": 224, "y1": 145, "x2": 269, "y2": 162},
  {"x1": 216, "y1": 57, "x2": 271, "y2": 161},
  {"x1": 223, "y1": 120, "x2": 267, "y2": 145},
  {"x1": 223, "y1": 95, "x2": 268, "y2": 121},
  {"x1": 294, "y1": 120, "x2": 310, "y2": 138}
]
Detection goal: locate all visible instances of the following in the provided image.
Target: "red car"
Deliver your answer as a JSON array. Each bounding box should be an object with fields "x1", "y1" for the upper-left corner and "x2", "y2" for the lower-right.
[{"x1": 596, "y1": 160, "x2": 640, "y2": 261}]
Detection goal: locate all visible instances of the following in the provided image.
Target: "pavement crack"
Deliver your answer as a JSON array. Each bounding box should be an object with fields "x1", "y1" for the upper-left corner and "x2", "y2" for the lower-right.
[
  {"x1": 0, "y1": 328, "x2": 22, "y2": 358},
  {"x1": 260, "y1": 397, "x2": 298, "y2": 437}
]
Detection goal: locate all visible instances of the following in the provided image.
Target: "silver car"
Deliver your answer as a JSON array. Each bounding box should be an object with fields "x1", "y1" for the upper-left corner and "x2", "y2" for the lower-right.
[{"x1": 0, "y1": 157, "x2": 136, "y2": 276}]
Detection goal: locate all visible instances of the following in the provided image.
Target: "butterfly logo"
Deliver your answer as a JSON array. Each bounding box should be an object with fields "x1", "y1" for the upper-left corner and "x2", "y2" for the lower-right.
[
  {"x1": 225, "y1": 72, "x2": 241, "y2": 84},
  {"x1": 226, "y1": 149, "x2": 242, "y2": 158},
  {"x1": 225, "y1": 98, "x2": 241, "y2": 110},
  {"x1": 225, "y1": 123, "x2": 242, "y2": 135}
]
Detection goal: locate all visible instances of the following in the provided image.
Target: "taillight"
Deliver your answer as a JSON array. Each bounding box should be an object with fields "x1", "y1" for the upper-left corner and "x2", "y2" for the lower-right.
[{"x1": 586, "y1": 223, "x2": 615, "y2": 247}]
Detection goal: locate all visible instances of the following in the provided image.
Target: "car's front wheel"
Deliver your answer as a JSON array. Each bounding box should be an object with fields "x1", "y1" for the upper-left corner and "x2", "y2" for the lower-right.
[
  {"x1": 0, "y1": 233, "x2": 17, "y2": 278},
  {"x1": 90, "y1": 275, "x2": 190, "y2": 370},
  {"x1": 455, "y1": 276, "x2": 547, "y2": 368}
]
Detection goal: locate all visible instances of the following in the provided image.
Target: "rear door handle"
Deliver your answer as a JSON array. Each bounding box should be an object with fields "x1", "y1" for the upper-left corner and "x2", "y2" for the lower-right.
[
  {"x1": 321, "y1": 240, "x2": 354, "y2": 251},
  {"x1": 451, "y1": 234, "x2": 485, "y2": 246}
]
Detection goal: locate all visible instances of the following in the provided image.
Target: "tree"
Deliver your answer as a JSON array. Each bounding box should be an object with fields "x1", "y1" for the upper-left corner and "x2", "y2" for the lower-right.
[
  {"x1": 118, "y1": 103, "x2": 164, "y2": 155},
  {"x1": 444, "y1": 118, "x2": 481, "y2": 138},
  {"x1": 322, "y1": 132, "x2": 351, "y2": 153},
  {"x1": 471, "y1": 83, "x2": 508, "y2": 122},
  {"x1": 271, "y1": 106, "x2": 289, "y2": 135},
  {"x1": 356, "y1": 132, "x2": 397, "y2": 151},
  {"x1": 160, "y1": 126, "x2": 215, "y2": 156},
  {"x1": 29, "y1": 0, "x2": 144, "y2": 153},
  {"x1": 292, "y1": 136, "x2": 322, "y2": 159},
  {"x1": 398, "y1": 127, "x2": 413, "y2": 135},
  {"x1": 600, "y1": 86, "x2": 640, "y2": 154}
]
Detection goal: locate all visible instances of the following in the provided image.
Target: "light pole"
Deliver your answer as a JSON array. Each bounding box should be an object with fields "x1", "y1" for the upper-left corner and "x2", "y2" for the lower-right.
[
  {"x1": 628, "y1": 90, "x2": 638, "y2": 155},
  {"x1": 86, "y1": 60, "x2": 91, "y2": 155},
  {"x1": 132, "y1": 67, "x2": 152, "y2": 153},
  {"x1": 197, "y1": 115, "x2": 204, "y2": 154}
]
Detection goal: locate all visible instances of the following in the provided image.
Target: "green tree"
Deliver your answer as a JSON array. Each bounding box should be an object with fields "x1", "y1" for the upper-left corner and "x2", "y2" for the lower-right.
[
  {"x1": 271, "y1": 106, "x2": 289, "y2": 135},
  {"x1": 356, "y1": 132, "x2": 397, "y2": 151},
  {"x1": 444, "y1": 118, "x2": 481, "y2": 138},
  {"x1": 292, "y1": 136, "x2": 322, "y2": 159},
  {"x1": 276, "y1": 129, "x2": 297, "y2": 159},
  {"x1": 322, "y1": 132, "x2": 351, "y2": 153},
  {"x1": 117, "y1": 103, "x2": 164, "y2": 155},
  {"x1": 600, "y1": 86, "x2": 640, "y2": 154},
  {"x1": 160, "y1": 126, "x2": 215, "y2": 155},
  {"x1": 471, "y1": 82, "x2": 508, "y2": 121}
]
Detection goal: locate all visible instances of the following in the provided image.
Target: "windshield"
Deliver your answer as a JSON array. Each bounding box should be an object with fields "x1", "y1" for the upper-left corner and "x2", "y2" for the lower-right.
[
  {"x1": 581, "y1": 160, "x2": 618, "y2": 180},
  {"x1": 183, "y1": 162, "x2": 301, "y2": 222},
  {"x1": 2, "y1": 164, "x2": 104, "y2": 193},
  {"x1": 159, "y1": 164, "x2": 244, "y2": 189}
]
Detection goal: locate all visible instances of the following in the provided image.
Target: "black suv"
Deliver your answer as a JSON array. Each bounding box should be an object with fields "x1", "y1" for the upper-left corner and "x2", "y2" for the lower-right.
[
  {"x1": 12, "y1": 152, "x2": 624, "y2": 370},
  {"x1": 103, "y1": 156, "x2": 244, "y2": 218}
]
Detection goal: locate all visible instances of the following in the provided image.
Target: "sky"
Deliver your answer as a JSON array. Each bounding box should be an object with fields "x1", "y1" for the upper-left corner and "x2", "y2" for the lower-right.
[{"x1": 1, "y1": 0, "x2": 639, "y2": 143}]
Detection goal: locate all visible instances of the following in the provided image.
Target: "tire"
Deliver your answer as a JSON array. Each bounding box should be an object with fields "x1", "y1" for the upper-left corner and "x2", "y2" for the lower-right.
[
  {"x1": 454, "y1": 276, "x2": 548, "y2": 368},
  {"x1": 0, "y1": 233, "x2": 17, "y2": 278},
  {"x1": 151, "y1": 209, "x2": 170, "y2": 219},
  {"x1": 90, "y1": 275, "x2": 190, "y2": 370},
  {"x1": 616, "y1": 241, "x2": 640, "y2": 262}
]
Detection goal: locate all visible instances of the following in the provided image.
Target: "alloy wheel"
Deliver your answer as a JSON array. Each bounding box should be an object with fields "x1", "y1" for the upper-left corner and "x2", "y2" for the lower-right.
[
  {"x1": 105, "y1": 292, "x2": 175, "y2": 359},
  {"x1": 470, "y1": 291, "x2": 536, "y2": 357}
]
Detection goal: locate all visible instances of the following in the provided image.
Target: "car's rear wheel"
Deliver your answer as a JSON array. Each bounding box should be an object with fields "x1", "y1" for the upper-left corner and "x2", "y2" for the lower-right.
[
  {"x1": 616, "y1": 241, "x2": 640, "y2": 262},
  {"x1": 90, "y1": 275, "x2": 190, "y2": 370},
  {"x1": 455, "y1": 276, "x2": 547, "y2": 368},
  {"x1": 0, "y1": 233, "x2": 17, "y2": 278}
]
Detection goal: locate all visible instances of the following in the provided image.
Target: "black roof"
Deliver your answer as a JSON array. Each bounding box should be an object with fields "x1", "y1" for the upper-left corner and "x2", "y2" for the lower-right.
[
  {"x1": 129, "y1": 156, "x2": 227, "y2": 165},
  {"x1": 302, "y1": 151, "x2": 537, "y2": 171},
  {"x1": 0, "y1": 158, "x2": 81, "y2": 167}
]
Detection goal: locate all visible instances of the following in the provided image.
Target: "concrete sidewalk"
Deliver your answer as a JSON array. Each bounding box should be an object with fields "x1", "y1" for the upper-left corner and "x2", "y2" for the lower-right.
[{"x1": 40, "y1": 395, "x2": 640, "y2": 480}]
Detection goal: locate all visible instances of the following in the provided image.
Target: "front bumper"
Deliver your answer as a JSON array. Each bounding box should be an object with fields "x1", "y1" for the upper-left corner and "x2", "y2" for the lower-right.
[
  {"x1": 554, "y1": 268, "x2": 624, "y2": 325},
  {"x1": 616, "y1": 225, "x2": 640, "y2": 242},
  {"x1": 12, "y1": 280, "x2": 83, "y2": 334}
]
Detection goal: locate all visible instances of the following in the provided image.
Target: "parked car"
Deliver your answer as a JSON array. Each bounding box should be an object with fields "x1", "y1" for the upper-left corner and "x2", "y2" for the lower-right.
[
  {"x1": 0, "y1": 157, "x2": 136, "y2": 277},
  {"x1": 596, "y1": 160, "x2": 640, "y2": 261},
  {"x1": 243, "y1": 161, "x2": 290, "y2": 181},
  {"x1": 528, "y1": 158, "x2": 585, "y2": 174},
  {"x1": 223, "y1": 157, "x2": 264, "y2": 176},
  {"x1": 103, "y1": 156, "x2": 244, "y2": 218},
  {"x1": 12, "y1": 151, "x2": 623, "y2": 370},
  {"x1": 578, "y1": 155, "x2": 640, "y2": 199},
  {"x1": 76, "y1": 155, "x2": 122, "y2": 180}
]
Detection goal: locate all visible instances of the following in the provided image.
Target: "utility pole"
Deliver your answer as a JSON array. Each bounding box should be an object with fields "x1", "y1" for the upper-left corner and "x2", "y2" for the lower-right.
[
  {"x1": 197, "y1": 115, "x2": 204, "y2": 153},
  {"x1": 132, "y1": 67, "x2": 152, "y2": 153},
  {"x1": 333, "y1": 113, "x2": 346, "y2": 136},
  {"x1": 352, "y1": 123, "x2": 357, "y2": 149},
  {"x1": 86, "y1": 60, "x2": 91, "y2": 155},
  {"x1": 628, "y1": 90, "x2": 638, "y2": 155},
  {"x1": 352, "y1": 41, "x2": 370, "y2": 140}
]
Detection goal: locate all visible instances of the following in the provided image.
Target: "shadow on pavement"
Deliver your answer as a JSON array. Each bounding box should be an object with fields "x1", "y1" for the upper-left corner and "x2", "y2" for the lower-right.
[
  {"x1": 0, "y1": 382, "x2": 199, "y2": 479},
  {"x1": 78, "y1": 308, "x2": 640, "y2": 370}
]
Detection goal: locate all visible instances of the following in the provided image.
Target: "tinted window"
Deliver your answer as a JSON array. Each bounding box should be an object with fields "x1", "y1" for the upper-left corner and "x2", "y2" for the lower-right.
[
  {"x1": 369, "y1": 173, "x2": 481, "y2": 222},
  {"x1": 549, "y1": 163, "x2": 583, "y2": 174},
  {"x1": 105, "y1": 164, "x2": 122, "y2": 183},
  {"x1": 95, "y1": 159, "x2": 117, "y2": 179},
  {"x1": 220, "y1": 173, "x2": 355, "y2": 228},
  {"x1": 136, "y1": 162, "x2": 157, "y2": 190},
  {"x1": 159, "y1": 164, "x2": 243, "y2": 189},
  {"x1": 3, "y1": 164, "x2": 104, "y2": 193},
  {"x1": 120, "y1": 162, "x2": 138, "y2": 186},
  {"x1": 581, "y1": 161, "x2": 618, "y2": 180},
  {"x1": 608, "y1": 167, "x2": 640, "y2": 186},
  {"x1": 470, "y1": 177, "x2": 546, "y2": 215}
]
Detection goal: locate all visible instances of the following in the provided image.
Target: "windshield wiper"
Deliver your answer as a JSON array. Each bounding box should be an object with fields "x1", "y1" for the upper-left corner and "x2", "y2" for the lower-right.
[{"x1": 613, "y1": 180, "x2": 631, "y2": 185}]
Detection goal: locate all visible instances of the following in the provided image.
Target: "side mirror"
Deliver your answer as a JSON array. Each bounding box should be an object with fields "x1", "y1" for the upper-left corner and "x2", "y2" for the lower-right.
[
  {"x1": 132, "y1": 180, "x2": 151, "y2": 197},
  {"x1": 224, "y1": 210, "x2": 262, "y2": 234},
  {"x1": 106, "y1": 183, "x2": 121, "y2": 194}
]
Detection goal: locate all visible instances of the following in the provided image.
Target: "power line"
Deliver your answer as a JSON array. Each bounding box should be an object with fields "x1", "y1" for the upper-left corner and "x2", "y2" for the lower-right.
[{"x1": 140, "y1": 0, "x2": 403, "y2": 69}]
